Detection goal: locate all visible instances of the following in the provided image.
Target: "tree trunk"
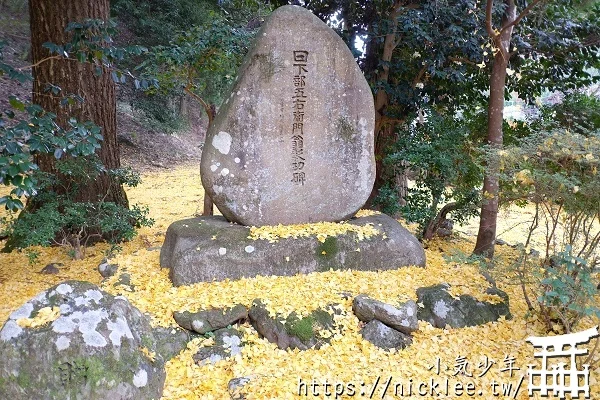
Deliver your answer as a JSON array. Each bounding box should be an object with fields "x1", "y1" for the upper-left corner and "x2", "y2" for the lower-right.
[
  {"x1": 28, "y1": 0, "x2": 128, "y2": 207},
  {"x1": 473, "y1": 0, "x2": 516, "y2": 257},
  {"x1": 202, "y1": 103, "x2": 216, "y2": 216},
  {"x1": 366, "y1": 1, "x2": 402, "y2": 207}
]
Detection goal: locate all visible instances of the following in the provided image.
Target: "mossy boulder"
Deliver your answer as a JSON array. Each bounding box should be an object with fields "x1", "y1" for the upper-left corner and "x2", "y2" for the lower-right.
[
  {"x1": 416, "y1": 283, "x2": 511, "y2": 328},
  {"x1": 0, "y1": 281, "x2": 165, "y2": 399},
  {"x1": 161, "y1": 213, "x2": 425, "y2": 286},
  {"x1": 248, "y1": 300, "x2": 338, "y2": 350},
  {"x1": 173, "y1": 304, "x2": 248, "y2": 334}
]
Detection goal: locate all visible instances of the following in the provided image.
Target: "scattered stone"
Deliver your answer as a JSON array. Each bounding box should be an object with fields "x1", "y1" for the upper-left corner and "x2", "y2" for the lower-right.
[
  {"x1": 113, "y1": 272, "x2": 135, "y2": 291},
  {"x1": 229, "y1": 376, "x2": 253, "y2": 400},
  {"x1": 416, "y1": 284, "x2": 511, "y2": 329},
  {"x1": 352, "y1": 295, "x2": 418, "y2": 334},
  {"x1": 436, "y1": 219, "x2": 454, "y2": 237},
  {"x1": 200, "y1": 5, "x2": 375, "y2": 226},
  {"x1": 146, "y1": 246, "x2": 162, "y2": 252},
  {"x1": 173, "y1": 304, "x2": 248, "y2": 334},
  {"x1": 360, "y1": 320, "x2": 412, "y2": 350},
  {"x1": 98, "y1": 259, "x2": 119, "y2": 279},
  {"x1": 0, "y1": 281, "x2": 165, "y2": 399},
  {"x1": 161, "y1": 214, "x2": 425, "y2": 285},
  {"x1": 152, "y1": 326, "x2": 191, "y2": 361},
  {"x1": 248, "y1": 300, "x2": 336, "y2": 351},
  {"x1": 495, "y1": 238, "x2": 509, "y2": 246},
  {"x1": 39, "y1": 263, "x2": 63, "y2": 275},
  {"x1": 338, "y1": 291, "x2": 353, "y2": 300},
  {"x1": 193, "y1": 328, "x2": 243, "y2": 365}
]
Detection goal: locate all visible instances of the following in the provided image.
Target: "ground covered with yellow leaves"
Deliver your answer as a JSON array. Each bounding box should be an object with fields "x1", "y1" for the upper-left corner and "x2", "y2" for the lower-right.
[{"x1": 0, "y1": 165, "x2": 598, "y2": 399}]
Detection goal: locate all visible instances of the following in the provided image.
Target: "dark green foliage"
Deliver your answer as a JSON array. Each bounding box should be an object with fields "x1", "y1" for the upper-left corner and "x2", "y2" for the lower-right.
[
  {"x1": 380, "y1": 110, "x2": 483, "y2": 239},
  {"x1": 41, "y1": 18, "x2": 151, "y2": 87},
  {"x1": 0, "y1": 98, "x2": 103, "y2": 211},
  {"x1": 536, "y1": 247, "x2": 600, "y2": 332},
  {"x1": 139, "y1": 8, "x2": 262, "y2": 111},
  {"x1": 114, "y1": 0, "x2": 267, "y2": 128},
  {"x1": 8, "y1": 198, "x2": 152, "y2": 248},
  {"x1": 0, "y1": 26, "x2": 154, "y2": 255},
  {"x1": 111, "y1": 0, "x2": 221, "y2": 47},
  {"x1": 3, "y1": 156, "x2": 153, "y2": 254},
  {"x1": 536, "y1": 92, "x2": 600, "y2": 135}
]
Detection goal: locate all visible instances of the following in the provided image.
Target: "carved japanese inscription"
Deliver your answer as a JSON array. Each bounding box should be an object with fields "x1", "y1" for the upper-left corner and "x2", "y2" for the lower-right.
[{"x1": 291, "y1": 50, "x2": 308, "y2": 185}]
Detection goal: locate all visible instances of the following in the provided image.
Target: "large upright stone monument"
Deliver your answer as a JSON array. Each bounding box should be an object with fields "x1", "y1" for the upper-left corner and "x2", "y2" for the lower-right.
[
  {"x1": 161, "y1": 5, "x2": 425, "y2": 286},
  {"x1": 200, "y1": 5, "x2": 375, "y2": 226}
]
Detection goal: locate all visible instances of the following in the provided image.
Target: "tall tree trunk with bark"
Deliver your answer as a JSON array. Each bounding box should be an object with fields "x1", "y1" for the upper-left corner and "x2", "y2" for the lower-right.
[
  {"x1": 366, "y1": 1, "x2": 403, "y2": 207},
  {"x1": 474, "y1": 0, "x2": 517, "y2": 257},
  {"x1": 28, "y1": 0, "x2": 128, "y2": 207}
]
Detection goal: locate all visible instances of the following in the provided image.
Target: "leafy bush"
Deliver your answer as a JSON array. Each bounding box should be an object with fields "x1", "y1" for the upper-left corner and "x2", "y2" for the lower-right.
[
  {"x1": 2, "y1": 155, "x2": 153, "y2": 258},
  {"x1": 489, "y1": 94, "x2": 600, "y2": 333},
  {"x1": 497, "y1": 127, "x2": 600, "y2": 265},
  {"x1": 534, "y1": 247, "x2": 599, "y2": 332},
  {"x1": 0, "y1": 28, "x2": 153, "y2": 258},
  {"x1": 379, "y1": 109, "x2": 483, "y2": 240},
  {"x1": 0, "y1": 99, "x2": 102, "y2": 211}
]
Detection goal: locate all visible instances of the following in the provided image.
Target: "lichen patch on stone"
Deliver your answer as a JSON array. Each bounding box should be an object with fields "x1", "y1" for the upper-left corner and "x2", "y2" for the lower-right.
[
  {"x1": 0, "y1": 320, "x2": 23, "y2": 341},
  {"x1": 212, "y1": 131, "x2": 232, "y2": 155},
  {"x1": 55, "y1": 335, "x2": 70, "y2": 351},
  {"x1": 10, "y1": 303, "x2": 34, "y2": 320},
  {"x1": 433, "y1": 300, "x2": 450, "y2": 319},
  {"x1": 52, "y1": 309, "x2": 109, "y2": 347},
  {"x1": 107, "y1": 317, "x2": 134, "y2": 346},
  {"x1": 133, "y1": 369, "x2": 148, "y2": 388},
  {"x1": 55, "y1": 283, "x2": 73, "y2": 295},
  {"x1": 84, "y1": 289, "x2": 103, "y2": 303}
]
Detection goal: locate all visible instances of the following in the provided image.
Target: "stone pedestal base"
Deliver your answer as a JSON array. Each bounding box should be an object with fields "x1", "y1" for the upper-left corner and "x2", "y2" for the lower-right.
[{"x1": 160, "y1": 214, "x2": 425, "y2": 286}]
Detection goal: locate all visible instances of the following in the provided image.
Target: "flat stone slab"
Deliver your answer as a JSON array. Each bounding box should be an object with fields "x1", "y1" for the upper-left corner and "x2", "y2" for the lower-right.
[
  {"x1": 200, "y1": 5, "x2": 375, "y2": 226},
  {"x1": 160, "y1": 213, "x2": 425, "y2": 286}
]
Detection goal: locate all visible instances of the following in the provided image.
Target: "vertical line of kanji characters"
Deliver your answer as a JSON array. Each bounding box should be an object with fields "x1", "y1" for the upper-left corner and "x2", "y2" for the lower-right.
[{"x1": 291, "y1": 50, "x2": 308, "y2": 185}]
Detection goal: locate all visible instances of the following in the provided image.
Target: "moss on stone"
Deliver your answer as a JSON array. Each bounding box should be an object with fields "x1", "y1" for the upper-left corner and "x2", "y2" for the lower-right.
[
  {"x1": 141, "y1": 334, "x2": 154, "y2": 349},
  {"x1": 284, "y1": 313, "x2": 315, "y2": 343},
  {"x1": 335, "y1": 116, "x2": 357, "y2": 142},
  {"x1": 311, "y1": 308, "x2": 334, "y2": 330},
  {"x1": 16, "y1": 371, "x2": 31, "y2": 389},
  {"x1": 316, "y1": 236, "x2": 338, "y2": 260},
  {"x1": 254, "y1": 53, "x2": 283, "y2": 80}
]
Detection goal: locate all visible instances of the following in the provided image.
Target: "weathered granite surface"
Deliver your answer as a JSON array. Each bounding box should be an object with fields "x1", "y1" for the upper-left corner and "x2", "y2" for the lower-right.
[
  {"x1": 160, "y1": 214, "x2": 425, "y2": 286},
  {"x1": 416, "y1": 283, "x2": 511, "y2": 328},
  {"x1": 200, "y1": 5, "x2": 375, "y2": 226},
  {"x1": 0, "y1": 281, "x2": 165, "y2": 400},
  {"x1": 352, "y1": 295, "x2": 418, "y2": 334}
]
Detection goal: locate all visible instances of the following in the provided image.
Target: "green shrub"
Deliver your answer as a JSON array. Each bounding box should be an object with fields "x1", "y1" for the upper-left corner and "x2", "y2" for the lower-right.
[
  {"x1": 3, "y1": 156, "x2": 153, "y2": 258},
  {"x1": 379, "y1": 109, "x2": 483, "y2": 240},
  {"x1": 487, "y1": 93, "x2": 600, "y2": 333}
]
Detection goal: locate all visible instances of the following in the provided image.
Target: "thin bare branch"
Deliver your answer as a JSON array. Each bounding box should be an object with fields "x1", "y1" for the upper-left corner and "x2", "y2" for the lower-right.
[
  {"x1": 16, "y1": 55, "x2": 63, "y2": 71},
  {"x1": 449, "y1": 56, "x2": 478, "y2": 67},
  {"x1": 500, "y1": 0, "x2": 545, "y2": 35}
]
